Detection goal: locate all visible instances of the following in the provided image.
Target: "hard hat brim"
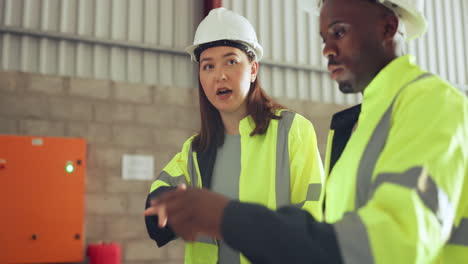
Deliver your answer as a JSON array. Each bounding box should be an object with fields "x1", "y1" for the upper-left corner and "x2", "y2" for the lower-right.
[{"x1": 185, "y1": 39, "x2": 263, "y2": 63}]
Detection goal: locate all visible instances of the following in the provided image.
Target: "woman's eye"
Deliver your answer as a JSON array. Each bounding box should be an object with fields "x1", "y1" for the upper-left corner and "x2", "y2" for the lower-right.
[
  {"x1": 202, "y1": 64, "x2": 214, "y2": 71},
  {"x1": 228, "y1": 59, "x2": 237, "y2": 65}
]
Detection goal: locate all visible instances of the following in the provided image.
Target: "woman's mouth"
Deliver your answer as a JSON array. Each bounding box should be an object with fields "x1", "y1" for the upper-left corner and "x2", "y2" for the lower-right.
[{"x1": 216, "y1": 88, "x2": 233, "y2": 100}]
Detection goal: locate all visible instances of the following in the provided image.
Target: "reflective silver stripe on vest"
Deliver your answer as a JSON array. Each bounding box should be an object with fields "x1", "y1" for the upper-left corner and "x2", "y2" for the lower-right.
[
  {"x1": 187, "y1": 144, "x2": 198, "y2": 187},
  {"x1": 218, "y1": 240, "x2": 240, "y2": 264},
  {"x1": 334, "y1": 212, "x2": 374, "y2": 264},
  {"x1": 195, "y1": 235, "x2": 217, "y2": 245},
  {"x1": 370, "y1": 167, "x2": 453, "y2": 229},
  {"x1": 356, "y1": 73, "x2": 433, "y2": 208},
  {"x1": 355, "y1": 97, "x2": 393, "y2": 208},
  {"x1": 157, "y1": 171, "x2": 187, "y2": 186},
  {"x1": 337, "y1": 73, "x2": 433, "y2": 263},
  {"x1": 293, "y1": 183, "x2": 322, "y2": 208},
  {"x1": 275, "y1": 111, "x2": 295, "y2": 208},
  {"x1": 449, "y1": 218, "x2": 468, "y2": 246}
]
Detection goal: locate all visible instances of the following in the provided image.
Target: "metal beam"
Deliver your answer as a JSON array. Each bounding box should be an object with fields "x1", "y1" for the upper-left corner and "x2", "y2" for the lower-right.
[
  {"x1": 0, "y1": 25, "x2": 333, "y2": 74},
  {"x1": 262, "y1": 59, "x2": 327, "y2": 73},
  {"x1": 0, "y1": 25, "x2": 186, "y2": 56}
]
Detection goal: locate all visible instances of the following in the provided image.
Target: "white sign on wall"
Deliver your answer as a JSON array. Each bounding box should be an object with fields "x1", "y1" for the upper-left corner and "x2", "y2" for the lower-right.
[{"x1": 122, "y1": 154, "x2": 154, "y2": 181}]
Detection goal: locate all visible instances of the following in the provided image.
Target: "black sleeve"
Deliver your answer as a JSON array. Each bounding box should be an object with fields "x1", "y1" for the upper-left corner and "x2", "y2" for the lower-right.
[
  {"x1": 144, "y1": 186, "x2": 177, "y2": 247},
  {"x1": 221, "y1": 201, "x2": 343, "y2": 264}
]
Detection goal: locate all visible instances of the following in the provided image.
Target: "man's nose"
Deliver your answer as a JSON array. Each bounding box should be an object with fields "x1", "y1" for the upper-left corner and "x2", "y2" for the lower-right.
[{"x1": 322, "y1": 41, "x2": 338, "y2": 58}]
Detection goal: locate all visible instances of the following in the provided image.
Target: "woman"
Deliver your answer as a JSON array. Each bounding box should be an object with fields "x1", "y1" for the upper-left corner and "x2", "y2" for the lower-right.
[{"x1": 145, "y1": 8, "x2": 324, "y2": 264}]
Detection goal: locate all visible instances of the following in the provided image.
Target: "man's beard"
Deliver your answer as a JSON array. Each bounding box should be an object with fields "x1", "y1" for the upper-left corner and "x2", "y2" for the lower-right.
[{"x1": 338, "y1": 81, "x2": 356, "y2": 94}]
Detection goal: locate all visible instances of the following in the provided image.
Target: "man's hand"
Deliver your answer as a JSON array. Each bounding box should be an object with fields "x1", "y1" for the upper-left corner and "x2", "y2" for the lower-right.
[{"x1": 144, "y1": 184, "x2": 230, "y2": 241}]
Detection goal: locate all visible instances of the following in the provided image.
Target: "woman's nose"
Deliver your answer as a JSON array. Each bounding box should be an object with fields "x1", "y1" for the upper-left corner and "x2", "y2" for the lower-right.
[{"x1": 215, "y1": 68, "x2": 227, "y2": 81}]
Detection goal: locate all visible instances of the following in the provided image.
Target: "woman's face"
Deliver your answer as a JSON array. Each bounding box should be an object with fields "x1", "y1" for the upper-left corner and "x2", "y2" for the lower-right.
[{"x1": 199, "y1": 46, "x2": 258, "y2": 116}]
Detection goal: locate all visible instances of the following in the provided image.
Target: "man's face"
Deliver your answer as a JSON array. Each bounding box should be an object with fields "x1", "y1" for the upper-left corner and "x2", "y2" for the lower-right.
[{"x1": 319, "y1": 0, "x2": 387, "y2": 93}]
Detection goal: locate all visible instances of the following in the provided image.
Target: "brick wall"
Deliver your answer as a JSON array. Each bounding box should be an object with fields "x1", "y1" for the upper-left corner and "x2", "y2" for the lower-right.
[{"x1": 0, "y1": 71, "x2": 348, "y2": 264}]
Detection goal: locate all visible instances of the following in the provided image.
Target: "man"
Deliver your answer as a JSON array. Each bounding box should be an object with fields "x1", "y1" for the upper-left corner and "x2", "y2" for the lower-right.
[{"x1": 145, "y1": 0, "x2": 468, "y2": 263}]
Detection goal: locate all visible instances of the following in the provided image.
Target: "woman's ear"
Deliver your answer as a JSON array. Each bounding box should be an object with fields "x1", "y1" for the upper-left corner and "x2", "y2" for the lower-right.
[{"x1": 250, "y1": 61, "x2": 259, "y2": 82}]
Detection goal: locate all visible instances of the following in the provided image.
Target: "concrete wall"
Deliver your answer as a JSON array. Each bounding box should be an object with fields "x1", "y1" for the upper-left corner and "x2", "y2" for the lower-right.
[{"x1": 0, "y1": 71, "x2": 347, "y2": 264}]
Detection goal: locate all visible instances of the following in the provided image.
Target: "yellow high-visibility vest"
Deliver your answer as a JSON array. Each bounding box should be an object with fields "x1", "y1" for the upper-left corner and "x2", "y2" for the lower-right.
[
  {"x1": 148, "y1": 110, "x2": 324, "y2": 264},
  {"x1": 324, "y1": 55, "x2": 468, "y2": 264}
]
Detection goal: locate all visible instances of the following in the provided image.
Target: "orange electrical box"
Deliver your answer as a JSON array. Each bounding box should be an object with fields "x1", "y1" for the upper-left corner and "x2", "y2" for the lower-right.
[{"x1": 0, "y1": 135, "x2": 86, "y2": 264}]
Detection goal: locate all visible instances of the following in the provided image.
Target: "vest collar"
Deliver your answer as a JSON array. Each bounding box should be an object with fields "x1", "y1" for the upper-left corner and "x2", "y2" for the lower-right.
[
  {"x1": 361, "y1": 55, "x2": 424, "y2": 117},
  {"x1": 238, "y1": 115, "x2": 256, "y2": 136}
]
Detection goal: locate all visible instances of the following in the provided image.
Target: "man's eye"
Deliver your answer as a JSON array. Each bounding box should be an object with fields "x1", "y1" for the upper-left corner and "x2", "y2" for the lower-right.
[{"x1": 334, "y1": 28, "x2": 345, "y2": 38}]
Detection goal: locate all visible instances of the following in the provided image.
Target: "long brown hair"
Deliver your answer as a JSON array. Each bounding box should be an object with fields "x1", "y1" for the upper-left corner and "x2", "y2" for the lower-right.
[{"x1": 192, "y1": 73, "x2": 285, "y2": 153}]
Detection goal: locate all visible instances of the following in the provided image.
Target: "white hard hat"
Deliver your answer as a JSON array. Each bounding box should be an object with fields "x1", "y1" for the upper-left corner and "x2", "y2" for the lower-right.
[
  {"x1": 316, "y1": 0, "x2": 427, "y2": 41},
  {"x1": 378, "y1": 0, "x2": 427, "y2": 40},
  {"x1": 185, "y1": 8, "x2": 264, "y2": 63}
]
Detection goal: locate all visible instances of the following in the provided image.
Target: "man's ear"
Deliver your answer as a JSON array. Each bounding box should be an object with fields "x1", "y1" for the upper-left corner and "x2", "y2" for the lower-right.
[{"x1": 383, "y1": 13, "x2": 399, "y2": 40}]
